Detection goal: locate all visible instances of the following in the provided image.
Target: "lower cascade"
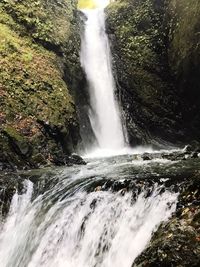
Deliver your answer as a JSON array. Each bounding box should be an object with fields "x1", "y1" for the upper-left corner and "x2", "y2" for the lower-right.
[
  {"x1": 0, "y1": 156, "x2": 179, "y2": 267},
  {"x1": 80, "y1": 2, "x2": 126, "y2": 152}
]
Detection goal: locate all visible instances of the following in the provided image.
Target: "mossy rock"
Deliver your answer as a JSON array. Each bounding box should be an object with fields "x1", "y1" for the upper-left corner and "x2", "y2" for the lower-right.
[
  {"x1": 106, "y1": 0, "x2": 200, "y2": 146},
  {"x1": 0, "y1": 0, "x2": 82, "y2": 170}
]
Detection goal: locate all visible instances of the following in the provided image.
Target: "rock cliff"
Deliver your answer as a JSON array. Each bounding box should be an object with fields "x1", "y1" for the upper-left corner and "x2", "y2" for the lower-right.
[
  {"x1": 0, "y1": 0, "x2": 83, "y2": 170},
  {"x1": 106, "y1": 0, "x2": 200, "y2": 147}
]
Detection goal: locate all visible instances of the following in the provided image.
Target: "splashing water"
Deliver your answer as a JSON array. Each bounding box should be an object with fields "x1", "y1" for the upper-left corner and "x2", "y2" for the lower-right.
[
  {"x1": 80, "y1": 5, "x2": 126, "y2": 152},
  {"x1": 0, "y1": 172, "x2": 178, "y2": 267}
]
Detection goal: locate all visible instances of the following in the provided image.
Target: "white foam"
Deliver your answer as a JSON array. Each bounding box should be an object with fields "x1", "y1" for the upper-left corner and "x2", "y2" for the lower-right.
[{"x1": 0, "y1": 182, "x2": 178, "y2": 267}]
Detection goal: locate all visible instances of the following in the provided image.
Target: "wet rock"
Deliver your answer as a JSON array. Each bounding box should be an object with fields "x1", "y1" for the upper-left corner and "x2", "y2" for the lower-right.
[
  {"x1": 162, "y1": 151, "x2": 185, "y2": 161},
  {"x1": 0, "y1": 174, "x2": 24, "y2": 216},
  {"x1": 67, "y1": 154, "x2": 87, "y2": 166},
  {"x1": 106, "y1": 0, "x2": 200, "y2": 146},
  {"x1": 191, "y1": 152, "x2": 199, "y2": 159},
  {"x1": 184, "y1": 145, "x2": 193, "y2": 153},
  {"x1": 120, "y1": 188, "x2": 127, "y2": 196},
  {"x1": 131, "y1": 149, "x2": 200, "y2": 163},
  {"x1": 102, "y1": 180, "x2": 113, "y2": 191},
  {"x1": 51, "y1": 153, "x2": 86, "y2": 166},
  {"x1": 141, "y1": 153, "x2": 152, "y2": 161},
  {"x1": 111, "y1": 180, "x2": 131, "y2": 192},
  {"x1": 3, "y1": 128, "x2": 32, "y2": 158},
  {"x1": 112, "y1": 181, "x2": 126, "y2": 192},
  {"x1": 133, "y1": 173, "x2": 200, "y2": 267},
  {"x1": 90, "y1": 199, "x2": 97, "y2": 209}
]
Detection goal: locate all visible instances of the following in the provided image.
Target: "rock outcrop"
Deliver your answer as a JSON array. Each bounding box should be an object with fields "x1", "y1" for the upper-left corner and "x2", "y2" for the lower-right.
[
  {"x1": 106, "y1": 0, "x2": 200, "y2": 147},
  {"x1": 0, "y1": 0, "x2": 83, "y2": 170},
  {"x1": 133, "y1": 172, "x2": 200, "y2": 267}
]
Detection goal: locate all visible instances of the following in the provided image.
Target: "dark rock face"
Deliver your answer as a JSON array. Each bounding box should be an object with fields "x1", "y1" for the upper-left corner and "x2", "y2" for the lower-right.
[
  {"x1": 0, "y1": 173, "x2": 24, "y2": 216},
  {"x1": 106, "y1": 0, "x2": 200, "y2": 147},
  {"x1": 168, "y1": 0, "x2": 200, "y2": 139},
  {"x1": 0, "y1": 0, "x2": 84, "y2": 169}
]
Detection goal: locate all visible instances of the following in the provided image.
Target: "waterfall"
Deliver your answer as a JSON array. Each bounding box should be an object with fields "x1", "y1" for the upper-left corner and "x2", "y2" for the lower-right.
[
  {"x1": 0, "y1": 161, "x2": 178, "y2": 267},
  {"x1": 80, "y1": 4, "x2": 126, "y2": 153}
]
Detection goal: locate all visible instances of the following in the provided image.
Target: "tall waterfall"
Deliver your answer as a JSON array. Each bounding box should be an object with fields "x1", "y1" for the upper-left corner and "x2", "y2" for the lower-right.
[{"x1": 80, "y1": 5, "x2": 126, "y2": 152}]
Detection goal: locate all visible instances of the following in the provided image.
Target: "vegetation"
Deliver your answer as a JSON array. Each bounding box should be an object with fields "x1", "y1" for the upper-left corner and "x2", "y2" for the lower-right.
[
  {"x1": 0, "y1": 0, "x2": 81, "y2": 170},
  {"x1": 106, "y1": 0, "x2": 200, "y2": 146}
]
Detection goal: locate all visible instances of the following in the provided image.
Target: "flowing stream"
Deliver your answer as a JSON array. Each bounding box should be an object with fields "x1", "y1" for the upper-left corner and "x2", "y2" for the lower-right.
[
  {"x1": 0, "y1": 155, "x2": 179, "y2": 267},
  {"x1": 80, "y1": 3, "x2": 126, "y2": 152}
]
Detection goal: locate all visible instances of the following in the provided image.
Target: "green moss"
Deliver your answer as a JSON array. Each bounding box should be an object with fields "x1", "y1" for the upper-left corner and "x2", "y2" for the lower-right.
[
  {"x1": 106, "y1": 0, "x2": 169, "y2": 106},
  {"x1": 0, "y1": 20, "x2": 75, "y2": 126},
  {"x1": 105, "y1": 0, "x2": 186, "y2": 145},
  {"x1": 3, "y1": 126, "x2": 24, "y2": 142},
  {"x1": 168, "y1": 0, "x2": 200, "y2": 72},
  {"x1": 0, "y1": 0, "x2": 81, "y2": 169},
  {"x1": 0, "y1": 0, "x2": 78, "y2": 47},
  {"x1": 108, "y1": 0, "x2": 165, "y2": 66}
]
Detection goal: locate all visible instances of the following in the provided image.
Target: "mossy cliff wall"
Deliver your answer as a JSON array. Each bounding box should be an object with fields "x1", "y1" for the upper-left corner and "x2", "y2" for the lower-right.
[
  {"x1": 106, "y1": 0, "x2": 200, "y2": 147},
  {"x1": 0, "y1": 0, "x2": 82, "y2": 170},
  {"x1": 168, "y1": 0, "x2": 200, "y2": 138}
]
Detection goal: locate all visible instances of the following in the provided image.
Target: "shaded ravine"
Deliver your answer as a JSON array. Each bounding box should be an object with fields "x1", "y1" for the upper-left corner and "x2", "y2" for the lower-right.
[{"x1": 0, "y1": 155, "x2": 181, "y2": 267}]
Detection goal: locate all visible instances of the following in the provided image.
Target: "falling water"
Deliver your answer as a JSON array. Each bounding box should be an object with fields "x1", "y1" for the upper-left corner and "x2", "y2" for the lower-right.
[
  {"x1": 80, "y1": 3, "x2": 126, "y2": 151},
  {"x1": 0, "y1": 157, "x2": 179, "y2": 267}
]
